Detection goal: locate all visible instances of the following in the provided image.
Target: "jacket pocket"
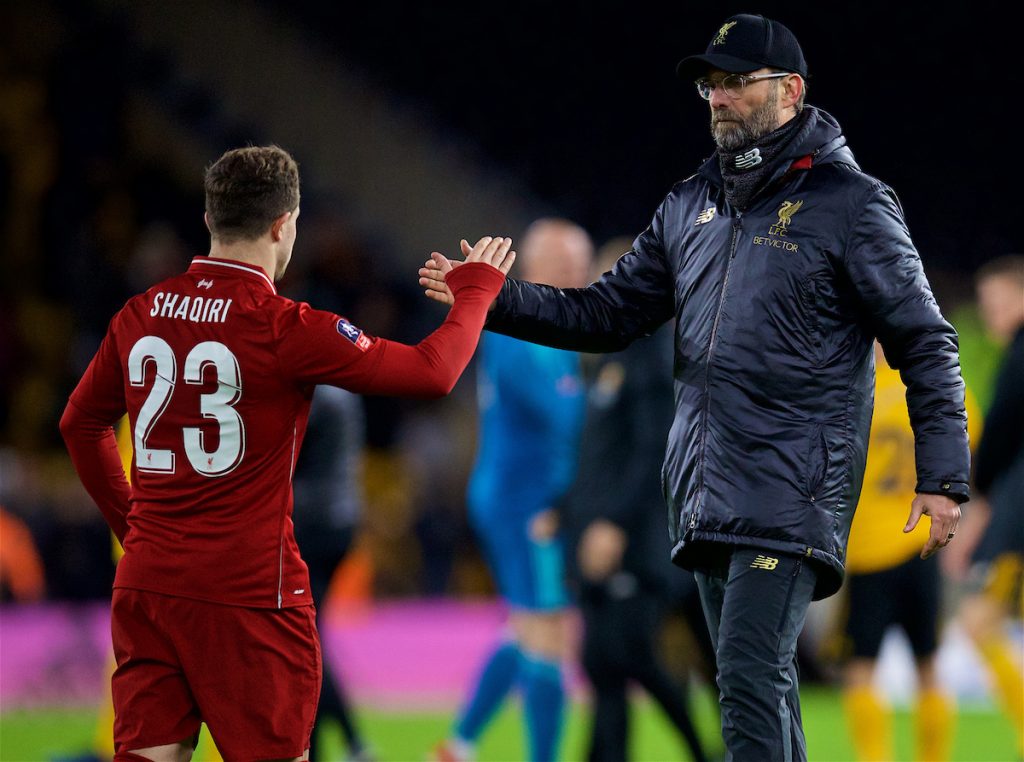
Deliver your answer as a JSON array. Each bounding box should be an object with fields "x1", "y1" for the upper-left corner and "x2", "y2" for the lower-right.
[
  {"x1": 800, "y1": 276, "x2": 824, "y2": 365},
  {"x1": 805, "y1": 423, "x2": 830, "y2": 501}
]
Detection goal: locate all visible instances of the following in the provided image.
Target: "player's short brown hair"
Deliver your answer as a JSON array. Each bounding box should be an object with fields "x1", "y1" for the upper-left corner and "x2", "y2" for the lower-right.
[{"x1": 204, "y1": 145, "x2": 300, "y2": 243}]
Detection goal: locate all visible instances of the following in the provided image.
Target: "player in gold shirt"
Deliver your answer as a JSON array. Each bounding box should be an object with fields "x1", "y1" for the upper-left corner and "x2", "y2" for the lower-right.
[{"x1": 841, "y1": 343, "x2": 981, "y2": 761}]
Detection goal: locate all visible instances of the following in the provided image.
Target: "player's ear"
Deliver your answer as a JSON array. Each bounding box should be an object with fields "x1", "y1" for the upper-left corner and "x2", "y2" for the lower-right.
[
  {"x1": 204, "y1": 212, "x2": 212, "y2": 233},
  {"x1": 270, "y1": 211, "x2": 291, "y2": 242}
]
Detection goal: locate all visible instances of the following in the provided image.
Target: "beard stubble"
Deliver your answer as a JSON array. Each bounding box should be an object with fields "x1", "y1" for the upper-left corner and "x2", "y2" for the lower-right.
[{"x1": 711, "y1": 83, "x2": 781, "y2": 152}]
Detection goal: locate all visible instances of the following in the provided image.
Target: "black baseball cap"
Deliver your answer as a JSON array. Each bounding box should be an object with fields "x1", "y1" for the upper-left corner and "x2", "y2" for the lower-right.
[{"x1": 676, "y1": 14, "x2": 807, "y2": 80}]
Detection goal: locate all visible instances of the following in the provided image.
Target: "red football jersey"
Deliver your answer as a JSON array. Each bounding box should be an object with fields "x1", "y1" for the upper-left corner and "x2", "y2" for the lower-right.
[{"x1": 62, "y1": 256, "x2": 503, "y2": 608}]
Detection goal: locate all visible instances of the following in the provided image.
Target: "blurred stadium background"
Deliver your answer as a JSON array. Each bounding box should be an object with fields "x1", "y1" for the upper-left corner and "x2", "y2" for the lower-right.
[{"x1": 0, "y1": 1, "x2": 1019, "y2": 760}]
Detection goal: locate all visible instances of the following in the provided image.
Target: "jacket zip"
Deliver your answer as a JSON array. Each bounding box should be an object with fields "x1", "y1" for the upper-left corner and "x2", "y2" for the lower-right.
[
  {"x1": 689, "y1": 152, "x2": 817, "y2": 527},
  {"x1": 693, "y1": 212, "x2": 743, "y2": 528}
]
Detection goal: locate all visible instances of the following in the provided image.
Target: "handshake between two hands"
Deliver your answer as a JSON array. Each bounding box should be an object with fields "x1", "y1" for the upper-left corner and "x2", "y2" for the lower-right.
[{"x1": 418, "y1": 236, "x2": 516, "y2": 307}]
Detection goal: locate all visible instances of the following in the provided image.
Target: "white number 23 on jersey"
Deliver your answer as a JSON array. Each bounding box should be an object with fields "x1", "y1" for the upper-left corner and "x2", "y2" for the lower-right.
[{"x1": 127, "y1": 336, "x2": 245, "y2": 477}]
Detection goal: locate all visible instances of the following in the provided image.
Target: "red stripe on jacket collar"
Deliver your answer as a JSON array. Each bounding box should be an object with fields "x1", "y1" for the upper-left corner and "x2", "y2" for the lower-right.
[{"x1": 789, "y1": 154, "x2": 814, "y2": 171}]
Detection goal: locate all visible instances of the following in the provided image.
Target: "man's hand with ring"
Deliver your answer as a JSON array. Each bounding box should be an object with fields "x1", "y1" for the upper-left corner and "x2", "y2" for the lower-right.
[{"x1": 904, "y1": 493, "x2": 961, "y2": 559}]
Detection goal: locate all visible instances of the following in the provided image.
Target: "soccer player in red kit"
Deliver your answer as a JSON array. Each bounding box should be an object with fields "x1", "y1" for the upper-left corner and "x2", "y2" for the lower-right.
[{"x1": 60, "y1": 145, "x2": 514, "y2": 762}]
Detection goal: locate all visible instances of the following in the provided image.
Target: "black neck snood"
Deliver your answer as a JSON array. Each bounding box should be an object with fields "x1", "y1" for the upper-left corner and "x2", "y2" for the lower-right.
[{"x1": 718, "y1": 110, "x2": 807, "y2": 210}]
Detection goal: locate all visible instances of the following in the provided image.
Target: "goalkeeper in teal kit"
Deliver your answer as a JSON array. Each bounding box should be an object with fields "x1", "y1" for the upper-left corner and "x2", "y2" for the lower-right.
[
  {"x1": 435, "y1": 219, "x2": 592, "y2": 762},
  {"x1": 470, "y1": 331, "x2": 584, "y2": 610}
]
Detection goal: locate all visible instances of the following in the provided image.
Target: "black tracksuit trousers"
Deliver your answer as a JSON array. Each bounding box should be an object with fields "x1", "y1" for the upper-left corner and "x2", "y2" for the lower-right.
[{"x1": 694, "y1": 546, "x2": 818, "y2": 762}]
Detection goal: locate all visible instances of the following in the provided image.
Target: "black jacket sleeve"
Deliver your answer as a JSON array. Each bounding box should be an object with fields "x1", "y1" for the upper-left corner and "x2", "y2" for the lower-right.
[
  {"x1": 486, "y1": 199, "x2": 676, "y2": 351},
  {"x1": 843, "y1": 185, "x2": 970, "y2": 503}
]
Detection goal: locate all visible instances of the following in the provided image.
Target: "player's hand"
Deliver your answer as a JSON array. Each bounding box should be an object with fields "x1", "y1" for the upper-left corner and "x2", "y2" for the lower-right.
[
  {"x1": 578, "y1": 519, "x2": 628, "y2": 582},
  {"x1": 463, "y1": 235, "x2": 516, "y2": 270},
  {"x1": 905, "y1": 493, "x2": 960, "y2": 559},
  {"x1": 418, "y1": 236, "x2": 516, "y2": 307}
]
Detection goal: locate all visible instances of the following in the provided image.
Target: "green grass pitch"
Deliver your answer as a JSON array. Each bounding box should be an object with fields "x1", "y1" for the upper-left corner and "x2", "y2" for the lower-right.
[{"x1": 1, "y1": 687, "x2": 1017, "y2": 761}]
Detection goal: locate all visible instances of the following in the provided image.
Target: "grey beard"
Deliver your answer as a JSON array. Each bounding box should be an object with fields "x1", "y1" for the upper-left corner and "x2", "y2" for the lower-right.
[{"x1": 711, "y1": 89, "x2": 780, "y2": 151}]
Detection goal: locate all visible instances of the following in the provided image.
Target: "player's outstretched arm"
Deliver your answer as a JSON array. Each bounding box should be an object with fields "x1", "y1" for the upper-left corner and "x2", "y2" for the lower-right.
[
  {"x1": 354, "y1": 237, "x2": 512, "y2": 396},
  {"x1": 294, "y1": 237, "x2": 513, "y2": 398}
]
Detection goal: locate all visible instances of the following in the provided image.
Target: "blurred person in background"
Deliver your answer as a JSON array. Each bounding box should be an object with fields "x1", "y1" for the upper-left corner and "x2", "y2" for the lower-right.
[
  {"x1": 291, "y1": 385, "x2": 374, "y2": 762},
  {"x1": 946, "y1": 255, "x2": 1024, "y2": 758},
  {"x1": 840, "y1": 342, "x2": 982, "y2": 762},
  {"x1": 0, "y1": 505, "x2": 46, "y2": 603},
  {"x1": 434, "y1": 219, "x2": 591, "y2": 762},
  {"x1": 568, "y1": 238, "x2": 711, "y2": 762},
  {"x1": 59, "y1": 144, "x2": 513, "y2": 762},
  {"x1": 422, "y1": 14, "x2": 970, "y2": 760}
]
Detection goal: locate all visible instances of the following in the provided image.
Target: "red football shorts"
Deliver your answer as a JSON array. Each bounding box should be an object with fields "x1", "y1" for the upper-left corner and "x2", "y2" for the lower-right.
[{"x1": 110, "y1": 588, "x2": 321, "y2": 759}]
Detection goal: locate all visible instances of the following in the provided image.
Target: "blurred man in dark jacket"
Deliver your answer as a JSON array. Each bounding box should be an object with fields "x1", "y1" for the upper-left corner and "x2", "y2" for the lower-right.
[
  {"x1": 292, "y1": 385, "x2": 373, "y2": 762},
  {"x1": 421, "y1": 15, "x2": 968, "y2": 760},
  {"x1": 568, "y1": 239, "x2": 711, "y2": 762},
  {"x1": 953, "y1": 255, "x2": 1024, "y2": 759}
]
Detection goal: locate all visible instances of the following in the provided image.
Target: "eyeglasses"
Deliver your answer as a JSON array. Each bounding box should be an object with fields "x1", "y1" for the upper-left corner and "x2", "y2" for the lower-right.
[{"x1": 695, "y1": 72, "x2": 789, "y2": 100}]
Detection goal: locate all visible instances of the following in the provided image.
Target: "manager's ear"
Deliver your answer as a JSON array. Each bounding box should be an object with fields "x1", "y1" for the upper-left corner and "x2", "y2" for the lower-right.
[{"x1": 780, "y1": 73, "x2": 804, "y2": 110}]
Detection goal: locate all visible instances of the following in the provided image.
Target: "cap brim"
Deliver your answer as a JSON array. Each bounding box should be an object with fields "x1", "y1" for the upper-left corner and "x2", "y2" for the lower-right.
[{"x1": 675, "y1": 53, "x2": 764, "y2": 81}]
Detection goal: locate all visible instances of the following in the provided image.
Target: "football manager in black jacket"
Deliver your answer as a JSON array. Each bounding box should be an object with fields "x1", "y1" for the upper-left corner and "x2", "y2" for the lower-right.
[{"x1": 421, "y1": 13, "x2": 969, "y2": 761}]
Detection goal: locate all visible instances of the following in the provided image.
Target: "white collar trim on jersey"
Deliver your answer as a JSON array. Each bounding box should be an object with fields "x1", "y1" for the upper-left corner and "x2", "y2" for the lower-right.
[{"x1": 191, "y1": 257, "x2": 277, "y2": 294}]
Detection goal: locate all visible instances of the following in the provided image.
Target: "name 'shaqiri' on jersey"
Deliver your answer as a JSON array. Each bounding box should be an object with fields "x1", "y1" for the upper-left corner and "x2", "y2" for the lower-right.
[{"x1": 149, "y1": 292, "x2": 233, "y2": 324}]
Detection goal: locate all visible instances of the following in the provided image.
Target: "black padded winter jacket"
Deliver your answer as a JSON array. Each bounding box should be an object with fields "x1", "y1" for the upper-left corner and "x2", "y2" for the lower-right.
[{"x1": 486, "y1": 106, "x2": 970, "y2": 599}]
